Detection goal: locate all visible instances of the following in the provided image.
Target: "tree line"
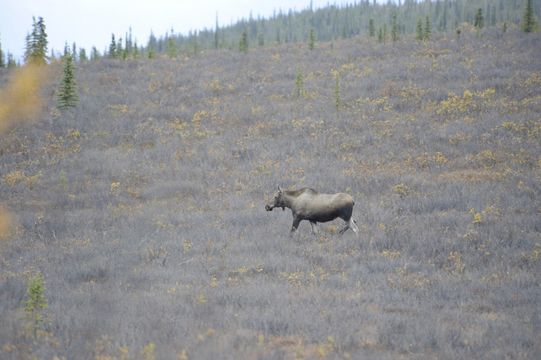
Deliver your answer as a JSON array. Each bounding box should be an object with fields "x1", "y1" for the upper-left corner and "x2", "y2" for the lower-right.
[
  {"x1": 0, "y1": 0, "x2": 538, "y2": 66},
  {"x1": 146, "y1": 0, "x2": 539, "y2": 56}
]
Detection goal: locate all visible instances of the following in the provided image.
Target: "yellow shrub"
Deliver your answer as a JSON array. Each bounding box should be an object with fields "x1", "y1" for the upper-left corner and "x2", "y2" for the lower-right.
[
  {"x1": 524, "y1": 72, "x2": 541, "y2": 88},
  {"x1": 435, "y1": 152, "x2": 448, "y2": 166},
  {"x1": 4, "y1": 170, "x2": 26, "y2": 186},
  {"x1": 415, "y1": 153, "x2": 431, "y2": 168},
  {"x1": 380, "y1": 250, "x2": 401, "y2": 259},
  {"x1": 183, "y1": 239, "x2": 192, "y2": 254},
  {"x1": 141, "y1": 342, "x2": 156, "y2": 360},
  {"x1": 67, "y1": 128, "x2": 81, "y2": 139},
  {"x1": 473, "y1": 212, "x2": 483, "y2": 225},
  {"x1": 436, "y1": 88, "x2": 495, "y2": 116},
  {"x1": 3, "y1": 170, "x2": 40, "y2": 189},
  {"x1": 393, "y1": 183, "x2": 409, "y2": 198},
  {"x1": 449, "y1": 132, "x2": 471, "y2": 145},
  {"x1": 475, "y1": 150, "x2": 498, "y2": 168},
  {"x1": 108, "y1": 104, "x2": 129, "y2": 114},
  {"x1": 196, "y1": 293, "x2": 207, "y2": 305},
  {"x1": 110, "y1": 181, "x2": 121, "y2": 194}
]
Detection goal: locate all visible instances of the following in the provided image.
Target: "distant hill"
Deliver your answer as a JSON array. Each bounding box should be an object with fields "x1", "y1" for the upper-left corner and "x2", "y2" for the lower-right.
[{"x1": 148, "y1": 0, "x2": 539, "y2": 54}]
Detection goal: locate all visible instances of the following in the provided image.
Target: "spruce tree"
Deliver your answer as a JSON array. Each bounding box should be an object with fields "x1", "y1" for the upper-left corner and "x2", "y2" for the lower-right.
[
  {"x1": 214, "y1": 14, "x2": 220, "y2": 49},
  {"x1": 295, "y1": 71, "x2": 304, "y2": 98},
  {"x1": 24, "y1": 17, "x2": 48, "y2": 65},
  {"x1": 25, "y1": 274, "x2": 47, "y2": 338},
  {"x1": 474, "y1": 8, "x2": 484, "y2": 30},
  {"x1": 415, "y1": 19, "x2": 424, "y2": 41},
  {"x1": 416, "y1": 18, "x2": 424, "y2": 41},
  {"x1": 334, "y1": 71, "x2": 341, "y2": 111},
  {"x1": 24, "y1": 32, "x2": 33, "y2": 64},
  {"x1": 133, "y1": 41, "x2": 139, "y2": 58},
  {"x1": 7, "y1": 53, "x2": 16, "y2": 68},
  {"x1": 167, "y1": 29, "x2": 177, "y2": 58},
  {"x1": 441, "y1": 0, "x2": 448, "y2": 31},
  {"x1": 309, "y1": 28, "x2": 316, "y2": 50},
  {"x1": 126, "y1": 28, "x2": 133, "y2": 56},
  {"x1": 522, "y1": 0, "x2": 537, "y2": 33},
  {"x1": 25, "y1": 275, "x2": 47, "y2": 316},
  {"x1": 35, "y1": 17, "x2": 48, "y2": 64},
  {"x1": 57, "y1": 53, "x2": 78, "y2": 110},
  {"x1": 116, "y1": 37, "x2": 123, "y2": 59},
  {"x1": 192, "y1": 31, "x2": 199, "y2": 56},
  {"x1": 79, "y1": 48, "x2": 87, "y2": 62},
  {"x1": 0, "y1": 35, "x2": 5, "y2": 68},
  {"x1": 391, "y1": 13, "x2": 399, "y2": 42},
  {"x1": 24, "y1": 19, "x2": 38, "y2": 64},
  {"x1": 91, "y1": 47, "x2": 99, "y2": 61},
  {"x1": 63, "y1": 42, "x2": 70, "y2": 58},
  {"x1": 108, "y1": 34, "x2": 116, "y2": 58},
  {"x1": 369, "y1": 19, "x2": 375, "y2": 37},
  {"x1": 147, "y1": 31, "x2": 157, "y2": 59},
  {"x1": 424, "y1": 16, "x2": 432, "y2": 41},
  {"x1": 239, "y1": 30, "x2": 248, "y2": 53},
  {"x1": 71, "y1": 42, "x2": 78, "y2": 62}
]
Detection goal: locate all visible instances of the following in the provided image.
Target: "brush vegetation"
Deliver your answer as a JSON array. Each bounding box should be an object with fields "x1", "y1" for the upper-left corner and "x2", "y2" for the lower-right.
[{"x1": 0, "y1": 26, "x2": 540, "y2": 359}]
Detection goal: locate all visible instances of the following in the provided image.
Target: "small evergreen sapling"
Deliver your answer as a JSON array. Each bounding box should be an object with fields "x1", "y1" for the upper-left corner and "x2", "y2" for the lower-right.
[
  {"x1": 295, "y1": 71, "x2": 305, "y2": 98},
  {"x1": 25, "y1": 274, "x2": 48, "y2": 338},
  {"x1": 333, "y1": 70, "x2": 341, "y2": 111}
]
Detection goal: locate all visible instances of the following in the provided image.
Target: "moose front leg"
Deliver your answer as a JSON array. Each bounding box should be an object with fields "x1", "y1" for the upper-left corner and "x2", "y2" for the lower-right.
[{"x1": 290, "y1": 216, "x2": 301, "y2": 235}]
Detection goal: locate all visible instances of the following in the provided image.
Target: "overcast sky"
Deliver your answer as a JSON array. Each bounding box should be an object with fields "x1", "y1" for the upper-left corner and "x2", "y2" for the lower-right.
[{"x1": 1, "y1": 0, "x2": 356, "y2": 61}]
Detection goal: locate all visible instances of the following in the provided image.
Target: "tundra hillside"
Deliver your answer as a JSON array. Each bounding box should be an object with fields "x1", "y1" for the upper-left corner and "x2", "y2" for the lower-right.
[{"x1": 1, "y1": 28, "x2": 540, "y2": 359}]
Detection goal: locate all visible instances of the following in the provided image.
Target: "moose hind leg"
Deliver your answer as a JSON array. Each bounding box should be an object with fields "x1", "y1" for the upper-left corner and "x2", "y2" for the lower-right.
[
  {"x1": 349, "y1": 218, "x2": 359, "y2": 237},
  {"x1": 310, "y1": 221, "x2": 320, "y2": 235},
  {"x1": 338, "y1": 223, "x2": 350, "y2": 235}
]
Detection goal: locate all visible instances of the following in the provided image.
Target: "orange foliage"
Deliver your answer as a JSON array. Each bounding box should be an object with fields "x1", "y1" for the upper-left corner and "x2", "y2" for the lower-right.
[
  {"x1": 0, "y1": 206, "x2": 13, "y2": 241},
  {"x1": 0, "y1": 64, "x2": 49, "y2": 242},
  {"x1": 0, "y1": 64, "x2": 49, "y2": 134}
]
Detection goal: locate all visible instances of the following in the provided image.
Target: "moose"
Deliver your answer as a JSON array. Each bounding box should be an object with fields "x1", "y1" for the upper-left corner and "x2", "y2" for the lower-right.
[{"x1": 265, "y1": 187, "x2": 359, "y2": 237}]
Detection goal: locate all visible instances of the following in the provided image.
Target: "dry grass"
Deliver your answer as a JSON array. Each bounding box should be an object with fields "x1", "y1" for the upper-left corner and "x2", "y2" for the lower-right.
[{"x1": 0, "y1": 28, "x2": 540, "y2": 359}]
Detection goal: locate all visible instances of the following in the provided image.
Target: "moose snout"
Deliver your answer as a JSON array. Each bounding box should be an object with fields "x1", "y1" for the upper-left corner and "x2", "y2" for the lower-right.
[{"x1": 265, "y1": 205, "x2": 273, "y2": 211}]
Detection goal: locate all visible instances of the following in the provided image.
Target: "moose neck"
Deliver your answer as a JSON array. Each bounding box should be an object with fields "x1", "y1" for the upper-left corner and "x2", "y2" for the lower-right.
[{"x1": 280, "y1": 191, "x2": 297, "y2": 209}]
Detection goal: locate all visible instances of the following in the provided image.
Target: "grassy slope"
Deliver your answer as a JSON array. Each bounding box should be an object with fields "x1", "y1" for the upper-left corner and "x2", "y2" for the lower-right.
[{"x1": 1, "y1": 28, "x2": 540, "y2": 359}]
